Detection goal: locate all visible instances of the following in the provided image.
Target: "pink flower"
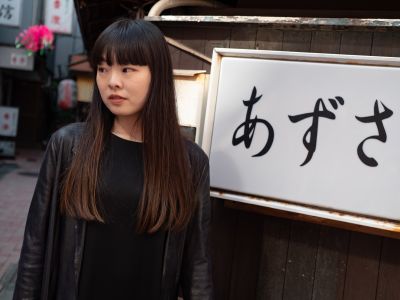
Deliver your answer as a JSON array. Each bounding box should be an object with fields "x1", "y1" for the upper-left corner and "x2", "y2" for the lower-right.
[{"x1": 15, "y1": 25, "x2": 54, "y2": 55}]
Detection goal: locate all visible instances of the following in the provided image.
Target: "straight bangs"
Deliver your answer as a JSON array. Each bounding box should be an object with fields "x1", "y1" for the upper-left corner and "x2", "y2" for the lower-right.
[{"x1": 90, "y1": 19, "x2": 152, "y2": 68}]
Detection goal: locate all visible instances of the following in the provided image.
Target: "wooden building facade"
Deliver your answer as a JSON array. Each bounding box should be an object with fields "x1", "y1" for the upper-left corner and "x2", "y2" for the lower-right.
[
  {"x1": 73, "y1": 1, "x2": 400, "y2": 298},
  {"x1": 154, "y1": 20, "x2": 400, "y2": 300}
]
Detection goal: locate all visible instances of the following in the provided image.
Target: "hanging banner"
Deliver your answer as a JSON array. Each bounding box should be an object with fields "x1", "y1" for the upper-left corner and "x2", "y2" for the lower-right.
[
  {"x1": 44, "y1": 0, "x2": 73, "y2": 34},
  {"x1": 0, "y1": 0, "x2": 22, "y2": 26}
]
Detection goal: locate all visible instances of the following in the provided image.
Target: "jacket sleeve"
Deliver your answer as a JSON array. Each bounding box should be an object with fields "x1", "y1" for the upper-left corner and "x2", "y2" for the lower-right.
[
  {"x1": 13, "y1": 134, "x2": 60, "y2": 300},
  {"x1": 180, "y1": 157, "x2": 214, "y2": 300}
]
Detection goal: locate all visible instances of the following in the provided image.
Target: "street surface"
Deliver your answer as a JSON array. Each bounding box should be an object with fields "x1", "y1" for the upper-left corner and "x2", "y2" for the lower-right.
[{"x1": 0, "y1": 149, "x2": 43, "y2": 300}]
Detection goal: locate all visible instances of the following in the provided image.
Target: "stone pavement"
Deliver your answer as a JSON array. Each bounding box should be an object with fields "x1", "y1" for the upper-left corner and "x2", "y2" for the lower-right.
[{"x1": 0, "y1": 148, "x2": 44, "y2": 300}]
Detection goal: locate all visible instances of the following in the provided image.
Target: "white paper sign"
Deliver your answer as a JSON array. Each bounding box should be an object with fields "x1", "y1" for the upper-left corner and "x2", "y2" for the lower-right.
[
  {"x1": 0, "y1": 106, "x2": 19, "y2": 137},
  {"x1": 44, "y1": 0, "x2": 73, "y2": 34},
  {"x1": 0, "y1": 0, "x2": 22, "y2": 26},
  {"x1": 10, "y1": 52, "x2": 28, "y2": 67},
  {"x1": 205, "y1": 50, "x2": 400, "y2": 221},
  {"x1": 0, "y1": 46, "x2": 34, "y2": 70}
]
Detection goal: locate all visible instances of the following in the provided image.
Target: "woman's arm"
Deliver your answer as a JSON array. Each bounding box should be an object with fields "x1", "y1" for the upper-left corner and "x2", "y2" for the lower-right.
[
  {"x1": 180, "y1": 156, "x2": 214, "y2": 300},
  {"x1": 13, "y1": 134, "x2": 59, "y2": 300}
]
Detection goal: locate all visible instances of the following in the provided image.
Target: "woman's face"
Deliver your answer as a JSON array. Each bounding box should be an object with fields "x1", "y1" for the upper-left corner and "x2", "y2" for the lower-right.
[{"x1": 96, "y1": 61, "x2": 151, "y2": 122}]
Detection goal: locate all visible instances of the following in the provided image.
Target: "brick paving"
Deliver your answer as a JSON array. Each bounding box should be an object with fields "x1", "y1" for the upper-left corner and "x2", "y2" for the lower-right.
[{"x1": 0, "y1": 148, "x2": 44, "y2": 298}]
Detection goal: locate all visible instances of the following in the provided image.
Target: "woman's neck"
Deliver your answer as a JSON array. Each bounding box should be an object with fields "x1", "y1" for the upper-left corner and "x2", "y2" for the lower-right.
[{"x1": 112, "y1": 117, "x2": 143, "y2": 142}]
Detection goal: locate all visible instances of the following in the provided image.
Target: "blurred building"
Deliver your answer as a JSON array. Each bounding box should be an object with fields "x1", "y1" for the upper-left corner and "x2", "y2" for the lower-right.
[{"x1": 0, "y1": 0, "x2": 84, "y2": 149}]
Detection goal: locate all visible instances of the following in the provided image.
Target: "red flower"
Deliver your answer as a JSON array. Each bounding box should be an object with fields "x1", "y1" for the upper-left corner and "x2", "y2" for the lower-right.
[{"x1": 15, "y1": 25, "x2": 54, "y2": 56}]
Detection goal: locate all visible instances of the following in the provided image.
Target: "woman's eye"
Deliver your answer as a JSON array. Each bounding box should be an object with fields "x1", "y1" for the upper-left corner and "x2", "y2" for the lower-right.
[
  {"x1": 123, "y1": 67, "x2": 134, "y2": 72},
  {"x1": 97, "y1": 67, "x2": 106, "y2": 73}
]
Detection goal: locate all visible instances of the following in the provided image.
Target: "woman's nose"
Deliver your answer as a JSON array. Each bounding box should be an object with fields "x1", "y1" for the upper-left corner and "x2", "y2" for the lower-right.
[{"x1": 108, "y1": 71, "x2": 122, "y2": 89}]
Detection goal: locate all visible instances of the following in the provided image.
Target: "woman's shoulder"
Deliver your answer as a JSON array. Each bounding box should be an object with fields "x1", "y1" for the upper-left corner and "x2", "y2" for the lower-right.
[
  {"x1": 184, "y1": 139, "x2": 209, "y2": 170},
  {"x1": 48, "y1": 122, "x2": 86, "y2": 151},
  {"x1": 52, "y1": 122, "x2": 85, "y2": 139}
]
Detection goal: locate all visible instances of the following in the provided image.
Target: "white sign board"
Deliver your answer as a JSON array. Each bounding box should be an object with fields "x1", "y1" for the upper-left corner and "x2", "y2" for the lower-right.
[
  {"x1": 44, "y1": 0, "x2": 73, "y2": 34},
  {"x1": 0, "y1": 46, "x2": 34, "y2": 71},
  {"x1": 10, "y1": 52, "x2": 28, "y2": 67},
  {"x1": 203, "y1": 49, "x2": 400, "y2": 231},
  {"x1": 0, "y1": 106, "x2": 19, "y2": 137},
  {"x1": 0, "y1": 0, "x2": 22, "y2": 26}
]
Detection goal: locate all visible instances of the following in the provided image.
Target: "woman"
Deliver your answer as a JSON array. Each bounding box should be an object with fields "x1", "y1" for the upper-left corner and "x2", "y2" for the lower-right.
[{"x1": 13, "y1": 19, "x2": 213, "y2": 300}]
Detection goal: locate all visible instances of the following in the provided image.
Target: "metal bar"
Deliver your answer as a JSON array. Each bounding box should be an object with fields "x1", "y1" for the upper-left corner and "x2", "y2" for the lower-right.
[
  {"x1": 146, "y1": 15, "x2": 400, "y2": 30},
  {"x1": 211, "y1": 189, "x2": 400, "y2": 233}
]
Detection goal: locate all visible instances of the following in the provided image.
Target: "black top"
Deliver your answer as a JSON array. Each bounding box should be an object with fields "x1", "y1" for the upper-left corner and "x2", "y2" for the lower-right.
[{"x1": 78, "y1": 134, "x2": 166, "y2": 300}]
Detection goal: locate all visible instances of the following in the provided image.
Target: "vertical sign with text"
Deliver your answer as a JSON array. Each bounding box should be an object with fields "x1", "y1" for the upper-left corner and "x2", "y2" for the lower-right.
[
  {"x1": 0, "y1": 106, "x2": 19, "y2": 137},
  {"x1": 44, "y1": 0, "x2": 73, "y2": 34},
  {"x1": 0, "y1": 0, "x2": 22, "y2": 26}
]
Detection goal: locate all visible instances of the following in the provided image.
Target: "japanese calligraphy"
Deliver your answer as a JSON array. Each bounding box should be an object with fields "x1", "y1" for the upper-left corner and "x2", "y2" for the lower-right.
[
  {"x1": 54, "y1": 0, "x2": 61, "y2": 9},
  {"x1": 0, "y1": 4, "x2": 14, "y2": 19},
  {"x1": 51, "y1": 15, "x2": 60, "y2": 25},
  {"x1": 232, "y1": 86, "x2": 274, "y2": 157},
  {"x1": 355, "y1": 100, "x2": 393, "y2": 167},
  {"x1": 288, "y1": 97, "x2": 344, "y2": 166},
  {"x1": 231, "y1": 89, "x2": 395, "y2": 167}
]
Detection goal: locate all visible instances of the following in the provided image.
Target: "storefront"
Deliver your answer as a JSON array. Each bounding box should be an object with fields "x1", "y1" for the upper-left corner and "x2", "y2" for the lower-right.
[{"x1": 74, "y1": 1, "x2": 400, "y2": 298}]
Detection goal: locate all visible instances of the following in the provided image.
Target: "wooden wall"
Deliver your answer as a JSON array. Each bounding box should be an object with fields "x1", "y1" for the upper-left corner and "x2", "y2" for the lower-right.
[{"x1": 158, "y1": 23, "x2": 400, "y2": 300}]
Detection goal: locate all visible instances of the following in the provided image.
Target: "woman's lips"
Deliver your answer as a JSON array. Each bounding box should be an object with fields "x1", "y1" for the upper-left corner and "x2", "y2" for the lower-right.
[{"x1": 108, "y1": 95, "x2": 126, "y2": 104}]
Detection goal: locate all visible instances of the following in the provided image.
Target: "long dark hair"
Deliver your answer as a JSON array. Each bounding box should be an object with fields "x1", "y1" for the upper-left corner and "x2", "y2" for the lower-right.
[{"x1": 60, "y1": 19, "x2": 195, "y2": 233}]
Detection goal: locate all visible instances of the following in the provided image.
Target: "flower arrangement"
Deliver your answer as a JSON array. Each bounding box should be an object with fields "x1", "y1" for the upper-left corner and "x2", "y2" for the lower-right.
[{"x1": 15, "y1": 25, "x2": 54, "y2": 56}]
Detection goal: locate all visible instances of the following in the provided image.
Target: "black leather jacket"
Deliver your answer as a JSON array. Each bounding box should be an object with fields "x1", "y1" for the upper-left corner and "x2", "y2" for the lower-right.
[{"x1": 13, "y1": 123, "x2": 213, "y2": 300}]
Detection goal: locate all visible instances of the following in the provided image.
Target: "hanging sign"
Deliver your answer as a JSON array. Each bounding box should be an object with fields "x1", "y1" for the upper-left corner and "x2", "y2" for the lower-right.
[
  {"x1": 0, "y1": 46, "x2": 35, "y2": 70},
  {"x1": 44, "y1": 0, "x2": 73, "y2": 34},
  {"x1": 0, "y1": 106, "x2": 19, "y2": 137},
  {"x1": 0, "y1": 46, "x2": 34, "y2": 70},
  {"x1": 203, "y1": 49, "x2": 400, "y2": 232},
  {"x1": 0, "y1": 0, "x2": 22, "y2": 26}
]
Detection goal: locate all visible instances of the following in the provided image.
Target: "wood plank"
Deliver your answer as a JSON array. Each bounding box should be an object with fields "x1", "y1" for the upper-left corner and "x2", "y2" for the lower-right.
[
  {"x1": 168, "y1": 44, "x2": 181, "y2": 70},
  {"x1": 282, "y1": 30, "x2": 312, "y2": 52},
  {"x1": 392, "y1": 32, "x2": 400, "y2": 57},
  {"x1": 340, "y1": 31, "x2": 373, "y2": 55},
  {"x1": 160, "y1": 26, "x2": 181, "y2": 69},
  {"x1": 372, "y1": 32, "x2": 395, "y2": 57},
  {"x1": 372, "y1": 32, "x2": 400, "y2": 58},
  {"x1": 343, "y1": 232, "x2": 382, "y2": 300},
  {"x1": 203, "y1": 26, "x2": 231, "y2": 73},
  {"x1": 229, "y1": 210, "x2": 263, "y2": 300},
  {"x1": 255, "y1": 27, "x2": 283, "y2": 50},
  {"x1": 282, "y1": 221, "x2": 320, "y2": 300},
  {"x1": 376, "y1": 237, "x2": 400, "y2": 300},
  {"x1": 159, "y1": 25, "x2": 206, "y2": 70},
  {"x1": 177, "y1": 26, "x2": 206, "y2": 70},
  {"x1": 256, "y1": 216, "x2": 291, "y2": 300},
  {"x1": 312, "y1": 226, "x2": 349, "y2": 300},
  {"x1": 229, "y1": 25, "x2": 257, "y2": 49},
  {"x1": 311, "y1": 31, "x2": 341, "y2": 54},
  {"x1": 224, "y1": 200, "x2": 400, "y2": 240},
  {"x1": 210, "y1": 197, "x2": 238, "y2": 300}
]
